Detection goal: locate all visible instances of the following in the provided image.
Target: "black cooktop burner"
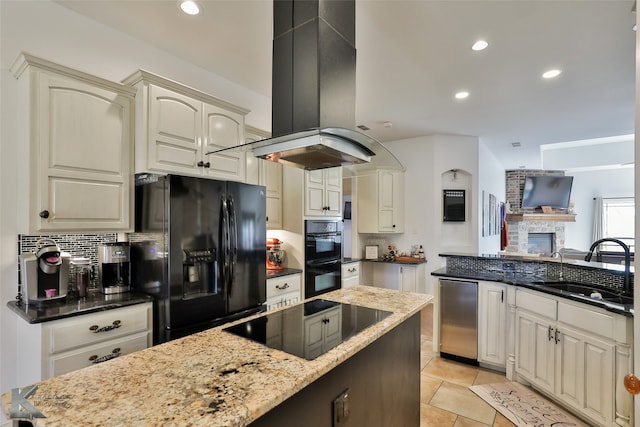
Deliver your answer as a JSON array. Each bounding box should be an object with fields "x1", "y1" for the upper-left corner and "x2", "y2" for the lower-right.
[{"x1": 224, "y1": 299, "x2": 392, "y2": 360}]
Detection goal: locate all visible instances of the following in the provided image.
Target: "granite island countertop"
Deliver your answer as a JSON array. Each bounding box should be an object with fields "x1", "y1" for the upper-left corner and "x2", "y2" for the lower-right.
[{"x1": 2, "y1": 285, "x2": 432, "y2": 426}]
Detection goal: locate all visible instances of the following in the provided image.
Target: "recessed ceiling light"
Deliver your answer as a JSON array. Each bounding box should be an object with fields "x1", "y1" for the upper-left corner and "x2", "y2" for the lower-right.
[
  {"x1": 471, "y1": 40, "x2": 489, "y2": 51},
  {"x1": 180, "y1": 0, "x2": 200, "y2": 15},
  {"x1": 455, "y1": 91, "x2": 469, "y2": 100},
  {"x1": 542, "y1": 69, "x2": 562, "y2": 79}
]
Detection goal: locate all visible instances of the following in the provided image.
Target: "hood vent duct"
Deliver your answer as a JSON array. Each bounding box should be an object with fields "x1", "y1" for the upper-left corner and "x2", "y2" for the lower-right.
[
  {"x1": 207, "y1": 0, "x2": 404, "y2": 175},
  {"x1": 272, "y1": 0, "x2": 356, "y2": 137}
]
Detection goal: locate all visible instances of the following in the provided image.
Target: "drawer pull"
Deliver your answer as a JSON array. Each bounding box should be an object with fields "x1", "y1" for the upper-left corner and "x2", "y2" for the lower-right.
[
  {"x1": 89, "y1": 320, "x2": 122, "y2": 333},
  {"x1": 89, "y1": 348, "x2": 122, "y2": 364},
  {"x1": 275, "y1": 283, "x2": 289, "y2": 290},
  {"x1": 348, "y1": 268, "x2": 357, "y2": 273}
]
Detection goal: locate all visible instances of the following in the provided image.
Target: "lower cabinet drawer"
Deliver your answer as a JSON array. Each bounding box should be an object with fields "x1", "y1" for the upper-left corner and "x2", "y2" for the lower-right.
[
  {"x1": 266, "y1": 274, "x2": 301, "y2": 300},
  {"x1": 48, "y1": 331, "x2": 150, "y2": 377},
  {"x1": 265, "y1": 291, "x2": 300, "y2": 311},
  {"x1": 341, "y1": 262, "x2": 360, "y2": 279},
  {"x1": 46, "y1": 303, "x2": 152, "y2": 354}
]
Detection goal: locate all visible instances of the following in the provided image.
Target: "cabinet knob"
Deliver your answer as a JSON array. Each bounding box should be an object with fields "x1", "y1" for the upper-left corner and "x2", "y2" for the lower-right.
[
  {"x1": 204, "y1": 162, "x2": 211, "y2": 168},
  {"x1": 624, "y1": 374, "x2": 640, "y2": 394},
  {"x1": 39, "y1": 210, "x2": 50, "y2": 219},
  {"x1": 392, "y1": 224, "x2": 396, "y2": 228},
  {"x1": 197, "y1": 161, "x2": 204, "y2": 167}
]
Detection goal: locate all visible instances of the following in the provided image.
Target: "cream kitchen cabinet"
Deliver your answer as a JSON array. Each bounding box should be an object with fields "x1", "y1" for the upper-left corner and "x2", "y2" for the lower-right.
[
  {"x1": 305, "y1": 168, "x2": 342, "y2": 217},
  {"x1": 478, "y1": 281, "x2": 507, "y2": 369},
  {"x1": 358, "y1": 170, "x2": 405, "y2": 233},
  {"x1": 16, "y1": 302, "x2": 152, "y2": 386},
  {"x1": 265, "y1": 273, "x2": 302, "y2": 311},
  {"x1": 245, "y1": 126, "x2": 283, "y2": 229},
  {"x1": 341, "y1": 261, "x2": 360, "y2": 289},
  {"x1": 123, "y1": 70, "x2": 249, "y2": 182},
  {"x1": 363, "y1": 262, "x2": 426, "y2": 293},
  {"x1": 11, "y1": 53, "x2": 135, "y2": 232},
  {"x1": 515, "y1": 288, "x2": 631, "y2": 427}
]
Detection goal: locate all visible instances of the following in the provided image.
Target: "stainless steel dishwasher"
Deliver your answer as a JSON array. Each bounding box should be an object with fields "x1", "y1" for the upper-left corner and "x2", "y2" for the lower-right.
[{"x1": 439, "y1": 278, "x2": 478, "y2": 364}]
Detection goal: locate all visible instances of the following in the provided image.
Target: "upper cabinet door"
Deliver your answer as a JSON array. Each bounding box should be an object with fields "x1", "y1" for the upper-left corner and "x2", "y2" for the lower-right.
[
  {"x1": 148, "y1": 85, "x2": 202, "y2": 173},
  {"x1": 358, "y1": 170, "x2": 405, "y2": 233},
  {"x1": 324, "y1": 167, "x2": 342, "y2": 217},
  {"x1": 122, "y1": 70, "x2": 249, "y2": 180},
  {"x1": 203, "y1": 104, "x2": 245, "y2": 181},
  {"x1": 11, "y1": 53, "x2": 135, "y2": 233},
  {"x1": 304, "y1": 168, "x2": 342, "y2": 218},
  {"x1": 305, "y1": 169, "x2": 327, "y2": 216},
  {"x1": 37, "y1": 73, "x2": 133, "y2": 231}
]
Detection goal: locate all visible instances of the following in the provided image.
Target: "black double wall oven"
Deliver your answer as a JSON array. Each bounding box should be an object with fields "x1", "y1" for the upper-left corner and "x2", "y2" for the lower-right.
[{"x1": 305, "y1": 220, "x2": 342, "y2": 298}]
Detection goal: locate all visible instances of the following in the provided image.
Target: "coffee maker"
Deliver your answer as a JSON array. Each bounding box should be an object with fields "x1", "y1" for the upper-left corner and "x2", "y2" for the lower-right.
[
  {"x1": 98, "y1": 242, "x2": 130, "y2": 294},
  {"x1": 20, "y1": 238, "x2": 70, "y2": 304}
]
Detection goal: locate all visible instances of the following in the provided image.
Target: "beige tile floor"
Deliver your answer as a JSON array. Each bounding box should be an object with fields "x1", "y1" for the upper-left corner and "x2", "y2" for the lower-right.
[{"x1": 420, "y1": 305, "x2": 516, "y2": 427}]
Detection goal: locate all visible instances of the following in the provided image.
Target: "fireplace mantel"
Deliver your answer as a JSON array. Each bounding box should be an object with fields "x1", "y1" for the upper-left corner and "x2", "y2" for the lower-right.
[{"x1": 506, "y1": 213, "x2": 576, "y2": 222}]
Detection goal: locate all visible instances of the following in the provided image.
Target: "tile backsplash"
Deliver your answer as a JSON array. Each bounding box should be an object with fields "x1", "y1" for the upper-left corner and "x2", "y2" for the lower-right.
[
  {"x1": 18, "y1": 234, "x2": 119, "y2": 265},
  {"x1": 17, "y1": 233, "x2": 121, "y2": 296}
]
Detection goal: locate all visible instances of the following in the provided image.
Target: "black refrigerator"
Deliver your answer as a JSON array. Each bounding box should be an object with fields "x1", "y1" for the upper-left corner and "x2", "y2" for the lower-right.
[{"x1": 131, "y1": 174, "x2": 266, "y2": 344}]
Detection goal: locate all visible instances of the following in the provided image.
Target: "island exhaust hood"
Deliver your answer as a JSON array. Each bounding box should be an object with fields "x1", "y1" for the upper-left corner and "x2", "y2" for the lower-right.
[{"x1": 207, "y1": 0, "x2": 404, "y2": 176}]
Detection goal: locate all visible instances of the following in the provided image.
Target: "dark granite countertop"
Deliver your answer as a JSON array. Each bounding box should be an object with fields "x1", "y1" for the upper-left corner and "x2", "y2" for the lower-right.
[
  {"x1": 7, "y1": 291, "x2": 153, "y2": 324},
  {"x1": 431, "y1": 267, "x2": 634, "y2": 317},
  {"x1": 342, "y1": 257, "x2": 362, "y2": 263},
  {"x1": 266, "y1": 268, "x2": 303, "y2": 279}
]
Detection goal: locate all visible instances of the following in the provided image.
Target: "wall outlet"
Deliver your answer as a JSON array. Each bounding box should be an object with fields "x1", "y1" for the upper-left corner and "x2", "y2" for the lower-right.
[{"x1": 332, "y1": 388, "x2": 350, "y2": 426}]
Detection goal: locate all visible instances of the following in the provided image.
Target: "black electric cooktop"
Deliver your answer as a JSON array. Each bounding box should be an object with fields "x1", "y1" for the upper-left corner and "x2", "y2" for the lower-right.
[{"x1": 224, "y1": 299, "x2": 392, "y2": 360}]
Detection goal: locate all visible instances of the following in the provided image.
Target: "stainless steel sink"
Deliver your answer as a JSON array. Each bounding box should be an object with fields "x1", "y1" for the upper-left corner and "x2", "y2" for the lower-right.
[{"x1": 532, "y1": 281, "x2": 633, "y2": 305}]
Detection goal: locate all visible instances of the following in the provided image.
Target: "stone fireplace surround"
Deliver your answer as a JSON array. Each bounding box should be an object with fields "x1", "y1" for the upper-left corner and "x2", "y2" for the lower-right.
[{"x1": 505, "y1": 170, "x2": 569, "y2": 254}]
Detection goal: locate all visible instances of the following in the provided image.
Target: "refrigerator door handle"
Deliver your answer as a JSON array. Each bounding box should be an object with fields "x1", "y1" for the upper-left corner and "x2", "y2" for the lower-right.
[
  {"x1": 227, "y1": 195, "x2": 238, "y2": 295},
  {"x1": 222, "y1": 197, "x2": 231, "y2": 295}
]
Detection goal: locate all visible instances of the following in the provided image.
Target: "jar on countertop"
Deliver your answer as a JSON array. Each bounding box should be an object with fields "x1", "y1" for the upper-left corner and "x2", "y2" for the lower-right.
[{"x1": 70, "y1": 257, "x2": 91, "y2": 298}]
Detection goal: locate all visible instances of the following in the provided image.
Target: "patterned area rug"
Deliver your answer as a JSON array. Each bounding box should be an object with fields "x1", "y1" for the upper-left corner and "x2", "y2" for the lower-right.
[{"x1": 469, "y1": 382, "x2": 589, "y2": 427}]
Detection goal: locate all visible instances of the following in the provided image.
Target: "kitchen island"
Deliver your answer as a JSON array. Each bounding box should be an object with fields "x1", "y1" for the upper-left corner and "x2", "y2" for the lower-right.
[{"x1": 2, "y1": 285, "x2": 431, "y2": 426}]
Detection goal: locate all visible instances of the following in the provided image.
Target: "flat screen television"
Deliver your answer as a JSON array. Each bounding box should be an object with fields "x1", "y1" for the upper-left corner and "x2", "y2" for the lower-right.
[{"x1": 521, "y1": 176, "x2": 574, "y2": 209}]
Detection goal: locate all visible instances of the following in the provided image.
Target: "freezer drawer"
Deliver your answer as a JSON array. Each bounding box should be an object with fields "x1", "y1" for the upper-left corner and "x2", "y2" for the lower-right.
[{"x1": 439, "y1": 279, "x2": 478, "y2": 360}]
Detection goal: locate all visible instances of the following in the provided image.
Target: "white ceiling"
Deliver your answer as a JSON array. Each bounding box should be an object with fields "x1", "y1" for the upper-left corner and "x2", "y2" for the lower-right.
[{"x1": 55, "y1": 0, "x2": 636, "y2": 170}]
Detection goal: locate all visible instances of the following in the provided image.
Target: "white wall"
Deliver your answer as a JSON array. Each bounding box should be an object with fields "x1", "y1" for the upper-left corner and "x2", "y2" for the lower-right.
[
  {"x1": 564, "y1": 167, "x2": 634, "y2": 251},
  {"x1": 0, "y1": 0, "x2": 271, "y2": 394},
  {"x1": 478, "y1": 141, "x2": 506, "y2": 254},
  {"x1": 380, "y1": 135, "x2": 480, "y2": 294}
]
